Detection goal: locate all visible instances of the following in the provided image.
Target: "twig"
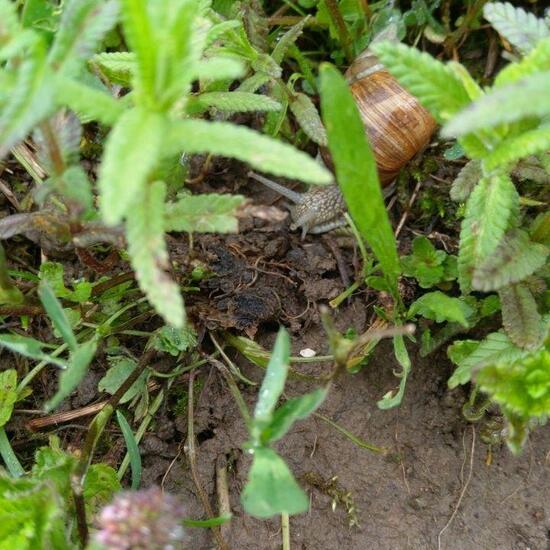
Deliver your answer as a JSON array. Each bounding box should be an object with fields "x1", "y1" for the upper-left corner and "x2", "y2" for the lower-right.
[
  {"x1": 437, "y1": 426, "x2": 476, "y2": 550},
  {"x1": 394, "y1": 178, "x2": 422, "y2": 238},
  {"x1": 323, "y1": 0, "x2": 354, "y2": 63},
  {"x1": 216, "y1": 456, "x2": 232, "y2": 542}
]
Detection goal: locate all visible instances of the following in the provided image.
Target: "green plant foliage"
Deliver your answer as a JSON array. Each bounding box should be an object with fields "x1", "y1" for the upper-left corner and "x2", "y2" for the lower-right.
[
  {"x1": 472, "y1": 230, "x2": 549, "y2": 292},
  {"x1": 408, "y1": 292, "x2": 474, "y2": 327},
  {"x1": 0, "y1": 334, "x2": 68, "y2": 369},
  {"x1": 483, "y1": 2, "x2": 550, "y2": 54},
  {"x1": 194, "y1": 91, "x2": 281, "y2": 113},
  {"x1": 377, "y1": 334, "x2": 412, "y2": 410},
  {"x1": 370, "y1": 41, "x2": 472, "y2": 123},
  {"x1": 241, "y1": 328, "x2": 327, "y2": 518},
  {"x1": 319, "y1": 63, "x2": 400, "y2": 297},
  {"x1": 449, "y1": 159, "x2": 481, "y2": 202},
  {"x1": 164, "y1": 194, "x2": 245, "y2": 234},
  {"x1": 0, "y1": 370, "x2": 17, "y2": 428},
  {"x1": 45, "y1": 336, "x2": 98, "y2": 411},
  {"x1": 39, "y1": 262, "x2": 92, "y2": 303},
  {"x1": 457, "y1": 174, "x2": 519, "y2": 293},
  {"x1": 499, "y1": 283, "x2": 543, "y2": 350},
  {"x1": 288, "y1": 92, "x2": 328, "y2": 146},
  {"x1": 98, "y1": 356, "x2": 148, "y2": 404},
  {"x1": 401, "y1": 236, "x2": 456, "y2": 288}
]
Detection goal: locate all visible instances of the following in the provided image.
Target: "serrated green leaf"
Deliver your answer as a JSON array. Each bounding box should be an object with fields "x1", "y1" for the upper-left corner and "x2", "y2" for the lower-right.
[
  {"x1": 483, "y1": 125, "x2": 550, "y2": 171},
  {"x1": 450, "y1": 159, "x2": 481, "y2": 202},
  {"x1": 98, "y1": 108, "x2": 165, "y2": 225},
  {"x1": 477, "y1": 347, "x2": 550, "y2": 419},
  {"x1": 119, "y1": 0, "x2": 157, "y2": 102},
  {"x1": 320, "y1": 63, "x2": 400, "y2": 295},
  {"x1": 458, "y1": 174, "x2": 519, "y2": 292},
  {"x1": 83, "y1": 463, "x2": 121, "y2": 512},
  {"x1": 195, "y1": 91, "x2": 281, "y2": 112},
  {"x1": 0, "y1": 474, "x2": 70, "y2": 549},
  {"x1": 241, "y1": 447, "x2": 308, "y2": 518},
  {"x1": 371, "y1": 41, "x2": 471, "y2": 123},
  {"x1": 149, "y1": 325, "x2": 197, "y2": 356},
  {"x1": 196, "y1": 57, "x2": 244, "y2": 82},
  {"x1": 126, "y1": 181, "x2": 185, "y2": 328},
  {"x1": 447, "y1": 331, "x2": 527, "y2": 388},
  {"x1": 499, "y1": 283, "x2": 543, "y2": 349},
  {"x1": 271, "y1": 16, "x2": 308, "y2": 64},
  {"x1": 164, "y1": 193, "x2": 244, "y2": 233},
  {"x1": 48, "y1": 0, "x2": 119, "y2": 76},
  {"x1": 91, "y1": 51, "x2": 136, "y2": 86},
  {"x1": 0, "y1": 40, "x2": 55, "y2": 158},
  {"x1": 495, "y1": 36, "x2": 550, "y2": 86},
  {"x1": 38, "y1": 283, "x2": 77, "y2": 352},
  {"x1": 472, "y1": 229, "x2": 549, "y2": 291},
  {"x1": 166, "y1": 118, "x2": 332, "y2": 185},
  {"x1": 0, "y1": 334, "x2": 67, "y2": 369},
  {"x1": 45, "y1": 337, "x2": 98, "y2": 411},
  {"x1": 484, "y1": 2, "x2": 549, "y2": 54},
  {"x1": 0, "y1": 370, "x2": 17, "y2": 427},
  {"x1": 253, "y1": 328, "x2": 289, "y2": 424},
  {"x1": 409, "y1": 291, "x2": 473, "y2": 327},
  {"x1": 289, "y1": 92, "x2": 327, "y2": 146},
  {"x1": 261, "y1": 388, "x2": 327, "y2": 445},
  {"x1": 443, "y1": 71, "x2": 550, "y2": 138},
  {"x1": 54, "y1": 76, "x2": 125, "y2": 126}
]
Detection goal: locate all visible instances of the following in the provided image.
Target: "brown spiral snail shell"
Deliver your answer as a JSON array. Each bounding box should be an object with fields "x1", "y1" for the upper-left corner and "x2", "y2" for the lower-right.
[
  {"x1": 344, "y1": 48, "x2": 436, "y2": 185},
  {"x1": 250, "y1": 42, "x2": 437, "y2": 236}
]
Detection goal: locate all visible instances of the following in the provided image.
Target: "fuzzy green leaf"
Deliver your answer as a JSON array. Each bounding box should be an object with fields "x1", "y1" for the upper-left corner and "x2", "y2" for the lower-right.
[
  {"x1": 450, "y1": 159, "x2": 482, "y2": 202},
  {"x1": 98, "y1": 108, "x2": 165, "y2": 225},
  {"x1": 271, "y1": 17, "x2": 308, "y2": 64},
  {"x1": 443, "y1": 71, "x2": 550, "y2": 137},
  {"x1": 241, "y1": 447, "x2": 308, "y2": 518},
  {"x1": 166, "y1": 119, "x2": 332, "y2": 185},
  {"x1": 119, "y1": 0, "x2": 157, "y2": 101},
  {"x1": 319, "y1": 63, "x2": 400, "y2": 295},
  {"x1": 90, "y1": 51, "x2": 136, "y2": 86},
  {"x1": 289, "y1": 92, "x2": 327, "y2": 146},
  {"x1": 0, "y1": 43, "x2": 54, "y2": 157},
  {"x1": 458, "y1": 174, "x2": 519, "y2": 292},
  {"x1": 45, "y1": 337, "x2": 98, "y2": 412},
  {"x1": 477, "y1": 346, "x2": 550, "y2": 419},
  {"x1": 499, "y1": 283, "x2": 543, "y2": 349},
  {"x1": 126, "y1": 181, "x2": 185, "y2": 328},
  {"x1": 409, "y1": 291, "x2": 473, "y2": 327},
  {"x1": 195, "y1": 91, "x2": 281, "y2": 113},
  {"x1": 483, "y1": 2, "x2": 550, "y2": 54},
  {"x1": 447, "y1": 331, "x2": 527, "y2": 388},
  {"x1": 483, "y1": 125, "x2": 550, "y2": 171},
  {"x1": 472, "y1": 229, "x2": 549, "y2": 291},
  {"x1": 164, "y1": 193, "x2": 245, "y2": 233},
  {"x1": 55, "y1": 76, "x2": 125, "y2": 126},
  {"x1": 495, "y1": 36, "x2": 550, "y2": 86},
  {"x1": 0, "y1": 370, "x2": 17, "y2": 427},
  {"x1": 47, "y1": 0, "x2": 119, "y2": 76},
  {"x1": 196, "y1": 57, "x2": 245, "y2": 82},
  {"x1": 0, "y1": 334, "x2": 67, "y2": 369},
  {"x1": 371, "y1": 41, "x2": 472, "y2": 123}
]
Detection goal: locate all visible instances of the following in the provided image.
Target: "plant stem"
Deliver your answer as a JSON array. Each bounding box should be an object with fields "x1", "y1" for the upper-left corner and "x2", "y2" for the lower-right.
[
  {"x1": 282, "y1": 513, "x2": 291, "y2": 550},
  {"x1": 323, "y1": 0, "x2": 354, "y2": 63}
]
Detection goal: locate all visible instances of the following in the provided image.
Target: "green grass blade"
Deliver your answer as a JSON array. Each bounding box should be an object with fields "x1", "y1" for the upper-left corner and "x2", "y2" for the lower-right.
[
  {"x1": 319, "y1": 63, "x2": 400, "y2": 297},
  {"x1": 0, "y1": 427, "x2": 24, "y2": 477},
  {"x1": 116, "y1": 410, "x2": 141, "y2": 489},
  {"x1": 38, "y1": 282, "x2": 77, "y2": 352}
]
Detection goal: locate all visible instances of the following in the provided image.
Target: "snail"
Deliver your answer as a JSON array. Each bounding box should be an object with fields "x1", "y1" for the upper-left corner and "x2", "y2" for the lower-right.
[{"x1": 249, "y1": 41, "x2": 436, "y2": 237}]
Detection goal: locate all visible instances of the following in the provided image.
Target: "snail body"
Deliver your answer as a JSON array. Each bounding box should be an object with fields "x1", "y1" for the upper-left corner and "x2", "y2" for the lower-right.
[{"x1": 250, "y1": 45, "x2": 436, "y2": 236}]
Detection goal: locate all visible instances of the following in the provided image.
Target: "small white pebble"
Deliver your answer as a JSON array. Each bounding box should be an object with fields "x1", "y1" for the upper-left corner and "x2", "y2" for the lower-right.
[{"x1": 299, "y1": 348, "x2": 317, "y2": 358}]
